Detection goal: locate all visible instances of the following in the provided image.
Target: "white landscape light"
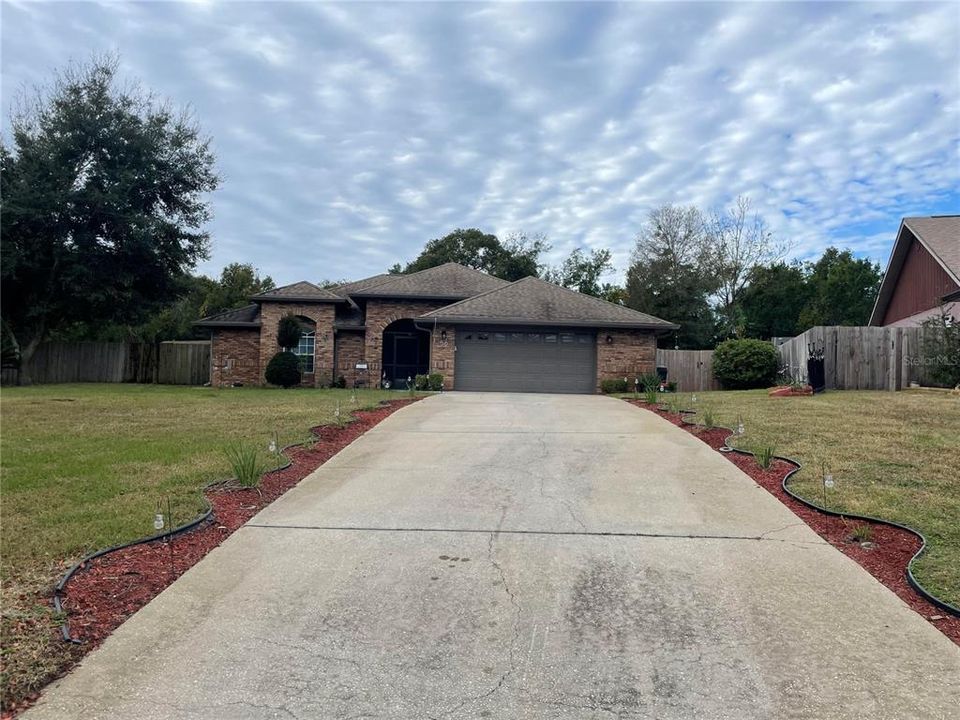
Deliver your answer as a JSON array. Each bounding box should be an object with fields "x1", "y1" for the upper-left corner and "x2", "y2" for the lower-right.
[
  {"x1": 737, "y1": 414, "x2": 745, "y2": 435},
  {"x1": 153, "y1": 512, "x2": 165, "y2": 531}
]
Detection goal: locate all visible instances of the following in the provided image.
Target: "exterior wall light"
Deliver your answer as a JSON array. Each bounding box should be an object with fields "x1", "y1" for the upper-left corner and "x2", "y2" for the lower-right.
[
  {"x1": 605, "y1": 335, "x2": 613, "y2": 344},
  {"x1": 440, "y1": 329, "x2": 447, "y2": 342}
]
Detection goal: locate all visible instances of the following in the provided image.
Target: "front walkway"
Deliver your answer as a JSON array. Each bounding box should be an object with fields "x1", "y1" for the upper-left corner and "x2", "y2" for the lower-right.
[{"x1": 27, "y1": 393, "x2": 960, "y2": 719}]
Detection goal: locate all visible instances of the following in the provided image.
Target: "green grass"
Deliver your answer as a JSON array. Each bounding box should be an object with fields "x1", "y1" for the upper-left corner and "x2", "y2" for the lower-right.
[
  {"x1": 0, "y1": 383, "x2": 403, "y2": 707},
  {"x1": 685, "y1": 389, "x2": 960, "y2": 607}
]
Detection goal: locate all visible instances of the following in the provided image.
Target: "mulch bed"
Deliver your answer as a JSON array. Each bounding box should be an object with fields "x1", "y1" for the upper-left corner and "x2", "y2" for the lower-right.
[
  {"x1": 57, "y1": 399, "x2": 419, "y2": 651},
  {"x1": 627, "y1": 399, "x2": 959, "y2": 645}
]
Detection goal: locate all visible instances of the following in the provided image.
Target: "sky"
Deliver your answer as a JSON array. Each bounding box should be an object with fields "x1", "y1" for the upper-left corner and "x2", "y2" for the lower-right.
[{"x1": 2, "y1": 1, "x2": 958, "y2": 286}]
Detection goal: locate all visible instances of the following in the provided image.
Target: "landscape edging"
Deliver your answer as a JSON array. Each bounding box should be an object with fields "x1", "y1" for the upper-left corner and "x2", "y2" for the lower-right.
[
  {"x1": 52, "y1": 397, "x2": 413, "y2": 644},
  {"x1": 633, "y1": 398, "x2": 959, "y2": 618}
]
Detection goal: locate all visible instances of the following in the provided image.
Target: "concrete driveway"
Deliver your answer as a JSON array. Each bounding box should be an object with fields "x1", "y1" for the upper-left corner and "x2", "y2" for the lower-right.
[{"x1": 27, "y1": 393, "x2": 960, "y2": 719}]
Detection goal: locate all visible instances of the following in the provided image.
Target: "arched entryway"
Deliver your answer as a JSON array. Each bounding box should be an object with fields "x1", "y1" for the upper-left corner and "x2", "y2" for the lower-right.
[{"x1": 381, "y1": 319, "x2": 429, "y2": 388}]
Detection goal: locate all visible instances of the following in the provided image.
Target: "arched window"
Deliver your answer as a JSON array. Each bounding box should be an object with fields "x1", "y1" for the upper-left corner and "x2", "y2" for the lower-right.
[{"x1": 295, "y1": 330, "x2": 316, "y2": 373}]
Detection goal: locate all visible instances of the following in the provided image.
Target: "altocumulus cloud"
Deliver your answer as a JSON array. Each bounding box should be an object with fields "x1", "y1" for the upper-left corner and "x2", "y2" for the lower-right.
[{"x1": 2, "y1": 1, "x2": 957, "y2": 283}]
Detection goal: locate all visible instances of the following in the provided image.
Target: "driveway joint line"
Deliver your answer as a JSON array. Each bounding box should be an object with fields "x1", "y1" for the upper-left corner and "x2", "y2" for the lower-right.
[{"x1": 242, "y1": 523, "x2": 826, "y2": 544}]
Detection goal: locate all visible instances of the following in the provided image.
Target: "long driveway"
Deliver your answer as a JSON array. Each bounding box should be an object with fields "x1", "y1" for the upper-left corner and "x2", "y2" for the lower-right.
[{"x1": 27, "y1": 393, "x2": 960, "y2": 719}]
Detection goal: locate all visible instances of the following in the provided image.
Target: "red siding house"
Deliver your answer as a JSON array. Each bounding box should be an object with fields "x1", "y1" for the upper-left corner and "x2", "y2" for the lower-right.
[{"x1": 868, "y1": 216, "x2": 960, "y2": 327}]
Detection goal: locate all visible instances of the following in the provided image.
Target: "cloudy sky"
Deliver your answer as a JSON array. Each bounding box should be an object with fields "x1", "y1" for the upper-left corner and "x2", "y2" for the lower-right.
[{"x1": 2, "y1": 1, "x2": 958, "y2": 286}]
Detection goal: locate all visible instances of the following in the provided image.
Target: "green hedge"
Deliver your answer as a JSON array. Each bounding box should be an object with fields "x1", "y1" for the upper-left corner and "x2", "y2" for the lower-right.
[
  {"x1": 712, "y1": 339, "x2": 779, "y2": 389},
  {"x1": 265, "y1": 351, "x2": 302, "y2": 388}
]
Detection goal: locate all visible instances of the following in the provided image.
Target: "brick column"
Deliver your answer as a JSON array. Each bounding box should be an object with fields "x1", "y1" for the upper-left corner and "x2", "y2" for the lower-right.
[
  {"x1": 430, "y1": 324, "x2": 456, "y2": 389},
  {"x1": 595, "y1": 330, "x2": 656, "y2": 391}
]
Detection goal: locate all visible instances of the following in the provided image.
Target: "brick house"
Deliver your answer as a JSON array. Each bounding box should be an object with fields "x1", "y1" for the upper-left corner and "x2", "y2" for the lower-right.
[{"x1": 195, "y1": 262, "x2": 677, "y2": 393}]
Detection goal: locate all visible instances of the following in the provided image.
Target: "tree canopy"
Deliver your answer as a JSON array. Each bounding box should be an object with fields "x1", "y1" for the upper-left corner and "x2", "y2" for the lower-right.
[
  {"x1": 393, "y1": 228, "x2": 547, "y2": 281},
  {"x1": 0, "y1": 54, "x2": 218, "y2": 380},
  {"x1": 798, "y1": 248, "x2": 882, "y2": 327}
]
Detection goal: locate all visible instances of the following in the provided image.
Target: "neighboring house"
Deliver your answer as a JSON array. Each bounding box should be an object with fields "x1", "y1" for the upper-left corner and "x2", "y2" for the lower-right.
[
  {"x1": 195, "y1": 262, "x2": 677, "y2": 393},
  {"x1": 869, "y1": 215, "x2": 960, "y2": 327}
]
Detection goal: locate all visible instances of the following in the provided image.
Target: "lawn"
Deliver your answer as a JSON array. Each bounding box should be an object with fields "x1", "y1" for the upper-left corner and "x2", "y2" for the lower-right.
[
  {"x1": 0, "y1": 383, "x2": 404, "y2": 709},
  {"x1": 682, "y1": 389, "x2": 960, "y2": 608}
]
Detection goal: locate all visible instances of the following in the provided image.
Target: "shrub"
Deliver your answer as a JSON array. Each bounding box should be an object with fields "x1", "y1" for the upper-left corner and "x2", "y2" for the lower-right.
[
  {"x1": 700, "y1": 406, "x2": 715, "y2": 428},
  {"x1": 332, "y1": 375, "x2": 347, "y2": 389},
  {"x1": 414, "y1": 374, "x2": 430, "y2": 390},
  {"x1": 600, "y1": 378, "x2": 629, "y2": 394},
  {"x1": 920, "y1": 310, "x2": 960, "y2": 388},
  {"x1": 277, "y1": 314, "x2": 304, "y2": 350},
  {"x1": 224, "y1": 441, "x2": 265, "y2": 488},
  {"x1": 428, "y1": 372, "x2": 444, "y2": 391},
  {"x1": 637, "y1": 372, "x2": 661, "y2": 392},
  {"x1": 643, "y1": 388, "x2": 658, "y2": 404},
  {"x1": 265, "y1": 351, "x2": 301, "y2": 388},
  {"x1": 850, "y1": 524, "x2": 873, "y2": 543},
  {"x1": 713, "y1": 339, "x2": 779, "y2": 389},
  {"x1": 753, "y1": 443, "x2": 776, "y2": 469}
]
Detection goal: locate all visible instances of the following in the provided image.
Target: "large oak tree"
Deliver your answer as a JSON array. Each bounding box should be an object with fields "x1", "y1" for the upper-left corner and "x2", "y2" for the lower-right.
[{"x1": 1, "y1": 55, "x2": 218, "y2": 382}]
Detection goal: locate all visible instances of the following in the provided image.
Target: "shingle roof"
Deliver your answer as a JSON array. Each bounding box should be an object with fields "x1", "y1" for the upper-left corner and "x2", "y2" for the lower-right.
[
  {"x1": 252, "y1": 281, "x2": 344, "y2": 303},
  {"x1": 331, "y1": 274, "x2": 394, "y2": 297},
  {"x1": 869, "y1": 216, "x2": 960, "y2": 325},
  {"x1": 193, "y1": 304, "x2": 261, "y2": 328},
  {"x1": 904, "y1": 216, "x2": 960, "y2": 280},
  {"x1": 419, "y1": 276, "x2": 679, "y2": 330},
  {"x1": 347, "y1": 262, "x2": 510, "y2": 300}
]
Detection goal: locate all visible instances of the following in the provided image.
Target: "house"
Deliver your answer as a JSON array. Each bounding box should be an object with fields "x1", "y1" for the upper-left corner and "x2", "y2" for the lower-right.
[
  {"x1": 868, "y1": 215, "x2": 960, "y2": 327},
  {"x1": 195, "y1": 262, "x2": 678, "y2": 393}
]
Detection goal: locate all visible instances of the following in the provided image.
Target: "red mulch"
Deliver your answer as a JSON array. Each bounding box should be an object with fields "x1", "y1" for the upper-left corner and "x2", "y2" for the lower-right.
[
  {"x1": 627, "y1": 400, "x2": 959, "y2": 645},
  {"x1": 58, "y1": 399, "x2": 418, "y2": 649}
]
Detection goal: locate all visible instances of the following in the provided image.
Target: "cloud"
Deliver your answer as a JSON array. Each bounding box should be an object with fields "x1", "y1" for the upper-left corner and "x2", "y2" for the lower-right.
[{"x1": 1, "y1": 1, "x2": 957, "y2": 285}]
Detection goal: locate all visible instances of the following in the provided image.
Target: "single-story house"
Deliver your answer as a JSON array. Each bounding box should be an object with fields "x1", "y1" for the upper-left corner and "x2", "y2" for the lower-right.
[
  {"x1": 868, "y1": 215, "x2": 959, "y2": 327},
  {"x1": 195, "y1": 262, "x2": 677, "y2": 393}
]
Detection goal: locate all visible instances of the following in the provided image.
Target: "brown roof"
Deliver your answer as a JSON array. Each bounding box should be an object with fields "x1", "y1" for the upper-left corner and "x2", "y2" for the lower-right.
[
  {"x1": 252, "y1": 281, "x2": 345, "y2": 303},
  {"x1": 331, "y1": 274, "x2": 394, "y2": 297},
  {"x1": 903, "y1": 216, "x2": 960, "y2": 279},
  {"x1": 194, "y1": 304, "x2": 260, "y2": 328},
  {"x1": 347, "y1": 262, "x2": 510, "y2": 300},
  {"x1": 869, "y1": 215, "x2": 960, "y2": 325},
  {"x1": 418, "y1": 276, "x2": 678, "y2": 330}
]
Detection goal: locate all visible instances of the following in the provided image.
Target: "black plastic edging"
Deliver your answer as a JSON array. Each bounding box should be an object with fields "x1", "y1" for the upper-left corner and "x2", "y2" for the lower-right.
[
  {"x1": 53, "y1": 399, "x2": 407, "y2": 644},
  {"x1": 640, "y1": 399, "x2": 959, "y2": 618}
]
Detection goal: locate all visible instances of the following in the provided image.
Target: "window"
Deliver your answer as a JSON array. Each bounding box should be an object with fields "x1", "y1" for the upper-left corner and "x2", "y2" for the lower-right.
[
  {"x1": 560, "y1": 333, "x2": 574, "y2": 343},
  {"x1": 463, "y1": 333, "x2": 473, "y2": 342},
  {"x1": 510, "y1": 333, "x2": 525, "y2": 343},
  {"x1": 527, "y1": 333, "x2": 541, "y2": 342},
  {"x1": 477, "y1": 332, "x2": 489, "y2": 342},
  {"x1": 544, "y1": 333, "x2": 558, "y2": 343},
  {"x1": 295, "y1": 331, "x2": 315, "y2": 373},
  {"x1": 577, "y1": 334, "x2": 592, "y2": 343},
  {"x1": 493, "y1": 332, "x2": 507, "y2": 342}
]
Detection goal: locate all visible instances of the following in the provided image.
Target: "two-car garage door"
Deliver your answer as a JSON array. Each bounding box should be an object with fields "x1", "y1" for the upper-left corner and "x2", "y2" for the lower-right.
[{"x1": 455, "y1": 327, "x2": 596, "y2": 393}]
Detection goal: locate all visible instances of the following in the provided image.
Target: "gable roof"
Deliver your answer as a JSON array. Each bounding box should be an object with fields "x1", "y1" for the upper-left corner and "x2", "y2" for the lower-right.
[
  {"x1": 868, "y1": 216, "x2": 960, "y2": 325},
  {"x1": 418, "y1": 276, "x2": 678, "y2": 330},
  {"x1": 252, "y1": 281, "x2": 345, "y2": 303},
  {"x1": 193, "y1": 303, "x2": 260, "y2": 328},
  {"x1": 347, "y1": 262, "x2": 510, "y2": 300}
]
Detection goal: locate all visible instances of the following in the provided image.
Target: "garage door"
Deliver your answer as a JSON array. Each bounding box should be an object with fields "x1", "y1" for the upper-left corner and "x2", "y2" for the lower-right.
[{"x1": 455, "y1": 328, "x2": 596, "y2": 393}]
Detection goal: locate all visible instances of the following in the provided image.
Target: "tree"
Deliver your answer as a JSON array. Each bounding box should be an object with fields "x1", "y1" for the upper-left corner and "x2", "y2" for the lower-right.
[
  {"x1": 545, "y1": 248, "x2": 614, "y2": 297},
  {"x1": 396, "y1": 228, "x2": 547, "y2": 280},
  {"x1": 709, "y1": 196, "x2": 788, "y2": 337},
  {"x1": 798, "y1": 248, "x2": 881, "y2": 327},
  {"x1": 0, "y1": 54, "x2": 218, "y2": 382},
  {"x1": 625, "y1": 204, "x2": 717, "y2": 348},
  {"x1": 202, "y1": 263, "x2": 274, "y2": 317},
  {"x1": 920, "y1": 308, "x2": 960, "y2": 388},
  {"x1": 277, "y1": 314, "x2": 303, "y2": 350},
  {"x1": 739, "y1": 261, "x2": 811, "y2": 339}
]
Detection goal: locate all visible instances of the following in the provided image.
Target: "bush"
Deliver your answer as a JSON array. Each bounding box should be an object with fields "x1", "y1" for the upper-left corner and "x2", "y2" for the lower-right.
[
  {"x1": 637, "y1": 372, "x2": 661, "y2": 392},
  {"x1": 600, "y1": 378, "x2": 629, "y2": 394},
  {"x1": 277, "y1": 314, "x2": 303, "y2": 349},
  {"x1": 712, "y1": 339, "x2": 779, "y2": 389},
  {"x1": 224, "y1": 441, "x2": 265, "y2": 488},
  {"x1": 332, "y1": 375, "x2": 347, "y2": 389},
  {"x1": 414, "y1": 374, "x2": 430, "y2": 390},
  {"x1": 428, "y1": 372, "x2": 444, "y2": 391},
  {"x1": 920, "y1": 311, "x2": 960, "y2": 388},
  {"x1": 265, "y1": 351, "x2": 301, "y2": 388},
  {"x1": 753, "y1": 443, "x2": 776, "y2": 469}
]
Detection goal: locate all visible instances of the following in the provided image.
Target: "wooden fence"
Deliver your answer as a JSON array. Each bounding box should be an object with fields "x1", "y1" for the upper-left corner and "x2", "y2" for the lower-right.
[
  {"x1": 776, "y1": 326, "x2": 935, "y2": 391},
  {"x1": 2, "y1": 340, "x2": 210, "y2": 386},
  {"x1": 656, "y1": 348, "x2": 721, "y2": 392}
]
